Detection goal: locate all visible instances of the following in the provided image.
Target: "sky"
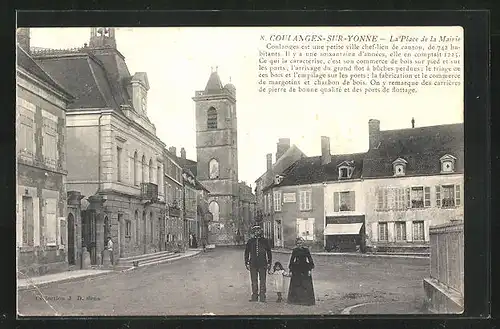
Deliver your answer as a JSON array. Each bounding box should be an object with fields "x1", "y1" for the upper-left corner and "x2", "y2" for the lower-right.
[{"x1": 29, "y1": 27, "x2": 464, "y2": 186}]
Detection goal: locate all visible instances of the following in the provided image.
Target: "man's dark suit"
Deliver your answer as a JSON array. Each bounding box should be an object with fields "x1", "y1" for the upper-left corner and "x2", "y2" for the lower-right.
[{"x1": 244, "y1": 236, "x2": 272, "y2": 300}]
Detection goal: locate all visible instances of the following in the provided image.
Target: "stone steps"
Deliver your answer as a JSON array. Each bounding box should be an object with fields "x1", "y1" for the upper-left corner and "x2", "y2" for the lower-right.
[{"x1": 117, "y1": 250, "x2": 176, "y2": 267}]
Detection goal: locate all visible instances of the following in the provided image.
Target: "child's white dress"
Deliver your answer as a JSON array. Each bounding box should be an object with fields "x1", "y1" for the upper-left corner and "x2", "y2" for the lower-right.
[{"x1": 271, "y1": 269, "x2": 286, "y2": 293}]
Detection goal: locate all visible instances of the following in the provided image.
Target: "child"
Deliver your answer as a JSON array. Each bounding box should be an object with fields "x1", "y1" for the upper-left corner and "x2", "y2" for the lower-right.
[{"x1": 269, "y1": 261, "x2": 287, "y2": 302}]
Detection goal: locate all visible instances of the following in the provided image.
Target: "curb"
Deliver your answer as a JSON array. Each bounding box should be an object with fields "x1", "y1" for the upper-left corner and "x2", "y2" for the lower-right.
[
  {"x1": 18, "y1": 251, "x2": 203, "y2": 291},
  {"x1": 272, "y1": 249, "x2": 429, "y2": 259},
  {"x1": 17, "y1": 271, "x2": 115, "y2": 292},
  {"x1": 340, "y1": 301, "x2": 426, "y2": 315}
]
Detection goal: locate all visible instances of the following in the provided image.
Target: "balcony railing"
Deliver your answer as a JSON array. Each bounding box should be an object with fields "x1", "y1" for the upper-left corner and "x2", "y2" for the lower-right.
[{"x1": 141, "y1": 182, "x2": 158, "y2": 202}]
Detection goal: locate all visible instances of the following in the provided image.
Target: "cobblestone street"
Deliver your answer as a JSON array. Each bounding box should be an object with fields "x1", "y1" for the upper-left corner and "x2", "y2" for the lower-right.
[{"x1": 18, "y1": 248, "x2": 429, "y2": 316}]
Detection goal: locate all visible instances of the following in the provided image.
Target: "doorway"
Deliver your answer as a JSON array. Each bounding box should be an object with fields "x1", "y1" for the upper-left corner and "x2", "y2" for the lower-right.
[
  {"x1": 82, "y1": 210, "x2": 97, "y2": 265},
  {"x1": 67, "y1": 213, "x2": 75, "y2": 265},
  {"x1": 142, "y1": 211, "x2": 147, "y2": 254}
]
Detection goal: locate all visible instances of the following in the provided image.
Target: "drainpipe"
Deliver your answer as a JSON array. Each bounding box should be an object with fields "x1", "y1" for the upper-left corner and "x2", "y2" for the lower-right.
[{"x1": 97, "y1": 113, "x2": 104, "y2": 192}]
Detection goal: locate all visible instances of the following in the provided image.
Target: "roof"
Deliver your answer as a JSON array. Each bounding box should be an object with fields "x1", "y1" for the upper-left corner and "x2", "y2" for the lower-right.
[
  {"x1": 204, "y1": 71, "x2": 224, "y2": 94},
  {"x1": 33, "y1": 49, "x2": 133, "y2": 112},
  {"x1": 175, "y1": 157, "x2": 198, "y2": 176},
  {"x1": 363, "y1": 123, "x2": 464, "y2": 177},
  {"x1": 17, "y1": 46, "x2": 74, "y2": 100},
  {"x1": 255, "y1": 144, "x2": 306, "y2": 184},
  {"x1": 266, "y1": 152, "x2": 366, "y2": 190}
]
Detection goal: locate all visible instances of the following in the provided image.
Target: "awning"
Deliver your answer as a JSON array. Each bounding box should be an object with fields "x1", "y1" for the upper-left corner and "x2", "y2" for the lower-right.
[{"x1": 324, "y1": 223, "x2": 363, "y2": 236}]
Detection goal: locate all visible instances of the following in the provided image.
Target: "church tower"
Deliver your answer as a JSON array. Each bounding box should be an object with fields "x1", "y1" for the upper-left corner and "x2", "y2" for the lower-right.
[
  {"x1": 89, "y1": 27, "x2": 117, "y2": 48},
  {"x1": 193, "y1": 68, "x2": 239, "y2": 245}
]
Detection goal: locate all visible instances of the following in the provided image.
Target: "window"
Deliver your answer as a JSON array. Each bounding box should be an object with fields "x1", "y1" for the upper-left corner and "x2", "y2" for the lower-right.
[
  {"x1": 117, "y1": 147, "x2": 122, "y2": 182},
  {"x1": 17, "y1": 101, "x2": 36, "y2": 160},
  {"x1": 274, "y1": 191, "x2": 282, "y2": 212},
  {"x1": 334, "y1": 191, "x2": 355, "y2": 212},
  {"x1": 296, "y1": 218, "x2": 314, "y2": 241},
  {"x1": 149, "y1": 159, "x2": 154, "y2": 184},
  {"x1": 42, "y1": 115, "x2": 58, "y2": 168},
  {"x1": 207, "y1": 107, "x2": 218, "y2": 129},
  {"x1": 209, "y1": 159, "x2": 219, "y2": 179},
  {"x1": 209, "y1": 201, "x2": 219, "y2": 222},
  {"x1": 392, "y1": 158, "x2": 408, "y2": 176},
  {"x1": 377, "y1": 188, "x2": 389, "y2": 211},
  {"x1": 439, "y1": 185, "x2": 461, "y2": 208},
  {"x1": 125, "y1": 219, "x2": 131, "y2": 237},
  {"x1": 395, "y1": 222, "x2": 407, "y2": 241},
  {"x1": 440, "y1": 154, "x2": 457, "y2": 173},
  {"x1": 44, "y1": 198, "x2": 58, "y2": 246},
  {"x1": 133, "y1": 152, "x2": 138, "y2": 185},
  {"x1": 22, "y1": 196, "x2": 34, "y2": 246},
  {"x1": 338, "y1": 166, "x2": 354, "y2": 179},
  {"x1": 157, "y1": 165, "x2": 162, "y2": 189},
  {"x1": 299, "y1": 190, "x2": 312, "y2": 211},
  {"x1": 410, "y1": 187, "x2": 429, "y2": 208},
  {"x1": 150, "y1": 212, "x2": 154, "y2": 243},
  {"x1": 142, "y1": 155, "x2": 147, "y2": 183},
  {"x1": 378, "y1": 222, "x2": 388, "y2": 241},
  {"x1": 413, "y1": 221, "x2": 424, "y2": 241},
  {"x1": 394, "y1": 188, "x2": 406, "y2": 210},
  {"x1": 135, "y1": 210, "x2": 139, "y2": 243}
]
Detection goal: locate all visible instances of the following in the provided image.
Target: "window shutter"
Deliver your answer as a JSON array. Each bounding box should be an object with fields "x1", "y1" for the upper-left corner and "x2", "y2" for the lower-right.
[
  {"x1": 371, "y1": 222, "x2": 378, "y2": 242},
  {"x1": 455, "y1": 184, "x2": 461, "y2": 206},
  {"x1": 349, "y1": 191, "x2": 355, "y2": 211},
  {"x1": 436, "y1": 186, "x2": 441, "y2": 207},
  {"x1": 309, "y1": 218, "x2": 315, "y2": 241},
  {"x1": 299, "y1": 192, "x2": 304, "y2": 211},
  {"x1": 334, "y1": 192, "x2": 339, "y2": 212},
  {"x1": 376, "y1": 189, "x2": 383, "y2": 210},
  {"x1": 405, "y1": 221, "x2": 412, "y2": 242},
  {"x1": 424, "y1": 187, "x2": 431, "y2": 207},
  {"x1": 306, "y1": 191, "x2": 311, "y2": 210},
  {"x1": 296, "y1": 219, "x2": 300, "y2": 237},
  {"x1": 406, "y1": 188, "x2": 411, "y2": 208},
  {"x1": 384, "y1": 188, "x2": 389, "y2": 210}
]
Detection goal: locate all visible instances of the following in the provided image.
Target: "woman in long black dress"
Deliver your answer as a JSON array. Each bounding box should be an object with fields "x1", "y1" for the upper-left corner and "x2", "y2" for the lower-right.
[{"x1": 287, "y1": 237, "x2": 316, "y2": 305}]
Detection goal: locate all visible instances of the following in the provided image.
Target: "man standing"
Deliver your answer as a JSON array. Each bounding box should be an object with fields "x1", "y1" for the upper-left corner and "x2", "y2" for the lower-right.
[
  {"x1": 106, "y1": 236, "x2": 114, "y2": 265},
  {"x1": 244, "y1": 225, "x2": 272, "y2": 302}
]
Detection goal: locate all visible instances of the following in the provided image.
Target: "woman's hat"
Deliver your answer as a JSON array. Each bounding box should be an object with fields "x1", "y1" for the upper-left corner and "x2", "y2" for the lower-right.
[{"x1": 296, "y1": 237, "x2": 305, "y2": 243}]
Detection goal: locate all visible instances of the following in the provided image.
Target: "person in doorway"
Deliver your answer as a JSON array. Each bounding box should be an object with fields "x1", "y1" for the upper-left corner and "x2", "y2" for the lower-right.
[
  {"x1": 287, "y1": 237, "x2": 316, "y2": 306},
  {"x1": 189, "y1": 233, "x2": 193, "y2": 248},
  {"x1": 244, "y1": 225, "x2": 272, "y2": 302},
  {"x1": 193, "y1": 234, "x2": 198, "y2": 248},
  {"x1": 106, "y1": 236, "x2": 114, "y2": 265}
]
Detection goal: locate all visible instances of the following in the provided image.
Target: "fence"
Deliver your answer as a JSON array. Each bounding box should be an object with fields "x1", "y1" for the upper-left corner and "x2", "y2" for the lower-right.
[{"x1": 429, "y1": 221, "x2": 464, "y2": 296}]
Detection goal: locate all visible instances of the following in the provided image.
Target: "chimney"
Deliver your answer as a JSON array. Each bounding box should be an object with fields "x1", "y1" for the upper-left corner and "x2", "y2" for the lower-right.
[
  {"x1": 180, "y1": 147, "x2": 186, "y2": 159},
  {"x1": 16, "y1": 28, "x2": 30, "y2": 53},
  {"x1": 266, "y1": 153, "x2": 273, "y2": 171},
  {"x1": 321, "y1": 136, "x2": 331, "y2": 165},
  {"x1": 276, "y1": 138, "x2": 291, "y2": 161},
  {"x1": 411, "y1": 117, "x2": 415, "y2": 128},
  {"x1": 368, "y1": 119, "x2": 381, "y2": 149},
  {"x1": 169, "y1": 146, "x2": 177, "y2": 156}
]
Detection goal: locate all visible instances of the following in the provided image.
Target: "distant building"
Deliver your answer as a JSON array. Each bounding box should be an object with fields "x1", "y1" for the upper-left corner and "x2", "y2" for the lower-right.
[
  {"x1": 254, "y1": 139, "x2": 305, "y2": 247},
  {"x1": 191, "y1": 71, "x2": 256, "y2": 245},
  {"x1": 32, "y1": 28, "x2": 168, "y2": 264},
  {"x1": 16, "y1": 28, "x2": 74, "y2": 276},
  {"x1": 163, "y1": 148, "x2": 184, "y2": 250},
  {"x1": 363, "y1": 119, "x2": 464, "y2": 252}
]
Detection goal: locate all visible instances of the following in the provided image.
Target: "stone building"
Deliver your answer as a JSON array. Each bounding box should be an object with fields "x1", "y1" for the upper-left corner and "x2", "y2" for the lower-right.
[
  {"x1": 191, "y1": 70, "x2": 255, "y2": 245},
  {"x1": 16, "y1": 30, "x2": 75, "y2": 276},
  {"x1": 31, "y1": 28, "x2": 167, "y2": 264},
  {"x1": 264, "y1": 136, "x2": 364, "y2": 252},
  {"x1": 363, "y1": 119, "x2": 464, "y2": 252},
  {"x1": 254, "y1": 139, "x2": 305, "y2": 247},
  {"x1": 163, "y1": 147, "x2": 184, "y2": 250}
]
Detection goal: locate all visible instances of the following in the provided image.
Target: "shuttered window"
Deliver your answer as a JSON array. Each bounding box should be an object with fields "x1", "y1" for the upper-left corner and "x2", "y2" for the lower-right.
[
  {"x1": 44, "y1": 199, "x2": 58, "y2": 245},
  {"x1": 378, "y1": 222, "x2": 388, "y2": 241},
  {"x1": 299, "y1": 190, "x2": 312, "y2": 211}
]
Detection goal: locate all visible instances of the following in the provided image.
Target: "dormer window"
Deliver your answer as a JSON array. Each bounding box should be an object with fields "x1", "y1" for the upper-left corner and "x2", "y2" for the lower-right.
[
  {"x1": 274, "y1": 175, "x2": 283, "y2": 185},
  {"x1": 338, "y1": 161, "x2": 355, "y2": 179},
  {"x1": 440, "y1": 154, "x2": 456, "y2": 173},
  {"x1": 392, "y1": 158, "x2": 408, "y2": 176}
]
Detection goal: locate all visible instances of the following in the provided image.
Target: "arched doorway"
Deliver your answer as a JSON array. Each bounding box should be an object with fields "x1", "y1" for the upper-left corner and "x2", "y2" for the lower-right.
[{"x1": 67, "y1": 213, "x2": 75, "y2": 265}]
